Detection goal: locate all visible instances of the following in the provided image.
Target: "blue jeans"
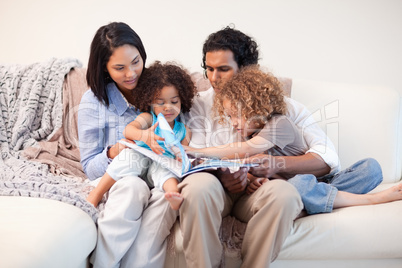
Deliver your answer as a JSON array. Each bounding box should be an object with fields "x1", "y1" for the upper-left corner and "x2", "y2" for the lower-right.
[{"x1": 288, "y1": 158, "x2": 383, "y2": 214}]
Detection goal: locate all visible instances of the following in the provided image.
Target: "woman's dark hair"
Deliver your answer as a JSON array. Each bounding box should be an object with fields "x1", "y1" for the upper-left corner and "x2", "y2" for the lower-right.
[
  {"x1": 132, "y1": 61, "x2": 196, "y2": 114},
  {"x1": 86, "y1": 22, "x2": 147, "y2": 107},
  {"x1": 201, "y1": 25, "x2": 259, "y2": 74}
]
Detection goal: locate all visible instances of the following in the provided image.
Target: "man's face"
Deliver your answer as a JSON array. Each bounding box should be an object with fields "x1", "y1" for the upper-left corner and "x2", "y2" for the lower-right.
[{"x1": 205, "y1": 50, "x2": 239, "y2": 89}]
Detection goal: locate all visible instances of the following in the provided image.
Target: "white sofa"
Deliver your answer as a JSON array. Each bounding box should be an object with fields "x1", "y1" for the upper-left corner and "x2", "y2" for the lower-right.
[
  {"x1": 0, "y1": 74, "x2": 401, "y2": 268},
  {"x1": 164, "y1": 79, "x2": 402, "y2": 268}
]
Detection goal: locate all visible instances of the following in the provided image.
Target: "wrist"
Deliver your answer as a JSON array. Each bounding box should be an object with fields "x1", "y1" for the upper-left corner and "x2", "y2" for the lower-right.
[
  {"x1": 271, "y1": 155, "x2": 285, "y2": 174},
  {"x1": 106, "y1": 145, "x2": 115, "y2": 161}
]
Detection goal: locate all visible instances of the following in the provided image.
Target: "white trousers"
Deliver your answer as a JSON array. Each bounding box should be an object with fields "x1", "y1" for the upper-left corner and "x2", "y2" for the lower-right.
[{"x1": 90, "y1": 176, "x2": 177, "y2": 268}]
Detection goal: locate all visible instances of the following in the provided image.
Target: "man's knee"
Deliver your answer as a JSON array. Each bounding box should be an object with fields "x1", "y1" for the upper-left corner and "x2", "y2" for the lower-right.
[
  {"x1": 179, "y1": 172, "x2": 225, "y2": 207},
  {"x1": 180, "y1": 173, "x2": 220, "y2": 194},
  {"x1": 258, "y1": 180, "x2": 303, "y2": 211}
]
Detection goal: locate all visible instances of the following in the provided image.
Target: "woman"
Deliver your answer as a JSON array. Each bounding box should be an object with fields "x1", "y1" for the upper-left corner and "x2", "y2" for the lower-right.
[{"x1": 78, "y1": 22, "x2": 176, "y2": 268}]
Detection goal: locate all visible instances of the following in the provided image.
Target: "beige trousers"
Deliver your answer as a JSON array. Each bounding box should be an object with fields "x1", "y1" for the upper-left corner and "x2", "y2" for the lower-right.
[
  {"x1": 91, "y1": 176, "x2": 177, "y2": 268},
  {"x1": 178, "y1": 172, "x2": 302, "y2": 268}
]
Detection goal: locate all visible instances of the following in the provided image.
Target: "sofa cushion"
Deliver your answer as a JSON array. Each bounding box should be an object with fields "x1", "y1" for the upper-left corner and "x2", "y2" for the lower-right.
[
  {"x1": 291, "y1": 80, "x2": 401, "y2": 183},
  {"x1": 0, "y1": 196, "x2": 96, "y2": 268}
]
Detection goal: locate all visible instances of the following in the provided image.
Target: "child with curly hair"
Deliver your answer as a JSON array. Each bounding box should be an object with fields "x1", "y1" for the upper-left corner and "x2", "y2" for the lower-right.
[
  {"x1": 87, "y1": 61, "x2": 196, "y2": 210},
  {"x1": 186, "y1": 65, "x2": 402, "y2": 213},
  {"x1": 186, "y1": 64, "x2": 305, "y2": 191}
]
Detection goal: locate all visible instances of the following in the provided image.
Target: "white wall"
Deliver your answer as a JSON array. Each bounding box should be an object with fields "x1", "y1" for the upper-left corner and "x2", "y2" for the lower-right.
[{"x1": 1, "y1": 0, "x2": 401, "y2": 95}]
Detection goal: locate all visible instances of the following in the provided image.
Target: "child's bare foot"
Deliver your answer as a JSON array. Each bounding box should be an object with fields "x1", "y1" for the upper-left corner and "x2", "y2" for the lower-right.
[
  {"x1": 372, "y1": 183, "x2": 402, "y2": 204},
  {"x1": 165, "y1": 192, "x2": 184, "y2": 210}
]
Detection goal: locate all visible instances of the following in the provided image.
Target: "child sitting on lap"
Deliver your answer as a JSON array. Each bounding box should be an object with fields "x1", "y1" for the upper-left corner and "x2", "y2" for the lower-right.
[{"x1": 87, "y1": 61, "x2": 196, "y2": 210}]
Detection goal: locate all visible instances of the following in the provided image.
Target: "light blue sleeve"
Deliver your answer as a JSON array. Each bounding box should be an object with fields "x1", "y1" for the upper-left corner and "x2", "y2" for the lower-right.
[{"x1": 78, "y1": 90, "x2": 110, "y2": 180}]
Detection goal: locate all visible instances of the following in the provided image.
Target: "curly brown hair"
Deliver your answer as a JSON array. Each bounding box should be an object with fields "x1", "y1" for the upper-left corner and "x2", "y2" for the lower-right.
[
  {"x1": 132, "y1": 61, "x2": 196, "y2": 113},
  {"x1": 214, "y1": 65, "x2": 287, "y2": 126}
]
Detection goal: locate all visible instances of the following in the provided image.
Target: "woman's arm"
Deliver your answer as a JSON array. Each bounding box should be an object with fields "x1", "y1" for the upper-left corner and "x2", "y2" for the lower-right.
[{"x1": 78, "y1": 97, "x2": 111, "y2": 180}]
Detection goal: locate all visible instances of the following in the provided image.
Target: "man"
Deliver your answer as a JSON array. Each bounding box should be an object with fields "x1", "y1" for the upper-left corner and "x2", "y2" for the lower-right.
[{"x1": 178, "y1": 26, "x2": 381, "y2": 267}]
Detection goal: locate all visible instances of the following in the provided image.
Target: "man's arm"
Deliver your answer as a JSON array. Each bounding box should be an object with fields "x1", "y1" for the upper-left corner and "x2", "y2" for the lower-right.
[
  {"x1": 285, "y1": 97, "x2": 340, "y2": 175},
  {"x1": 247, "y1": 152, "x2": 330, "y2": 179}
]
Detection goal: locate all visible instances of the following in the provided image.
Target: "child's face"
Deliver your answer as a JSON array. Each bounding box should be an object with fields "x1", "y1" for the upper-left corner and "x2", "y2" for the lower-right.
[
  {"x1": 223, "y1": 98, "x2": 260, "y2": 138},
  {"x1": 152, "y1": 86, "x2": 181, "y2": 125}
]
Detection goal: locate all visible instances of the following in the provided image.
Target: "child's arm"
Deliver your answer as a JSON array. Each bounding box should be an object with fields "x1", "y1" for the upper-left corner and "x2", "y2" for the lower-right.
[
  {"x1": 87, "y1": 173, "x2": 116, "y2": 207},
  {"x1": 123, "y1": 113, "x2": 165, "y2": 155},
  {"x1": 186, "y1": 135, "x2": 275, "y2": 159}
]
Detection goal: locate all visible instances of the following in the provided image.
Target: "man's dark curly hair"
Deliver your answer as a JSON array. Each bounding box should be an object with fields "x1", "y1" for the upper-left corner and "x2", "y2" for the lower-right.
[
  {"x1": 201, "y1": 25, "x2": 259, "y2": 72},
  {"x1": 132, "y1": 61, "x2": 196, "y2": 113}
]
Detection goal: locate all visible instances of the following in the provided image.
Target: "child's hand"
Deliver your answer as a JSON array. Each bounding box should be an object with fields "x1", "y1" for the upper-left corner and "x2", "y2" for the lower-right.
[
  {"x1": 191, "y1": 158, "x2": 205, "y2": 166},
  {"x1": 145, "y1": 122, "x2": 165, "y2": 155},
  {"x1": 169, "y1": 145, "x2": 183, "y2": 162},
  {"x1": 183, "y1": 145, "x2": 202, "y2": 158},
  {"x1": 246, "y1": 178, "x2": 269, "y2": 195}
]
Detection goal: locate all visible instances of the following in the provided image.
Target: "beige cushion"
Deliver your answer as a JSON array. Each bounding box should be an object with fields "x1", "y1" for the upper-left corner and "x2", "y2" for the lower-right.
[{"x1": 190, "y1": 72, "x2": 292, "y2": 96}]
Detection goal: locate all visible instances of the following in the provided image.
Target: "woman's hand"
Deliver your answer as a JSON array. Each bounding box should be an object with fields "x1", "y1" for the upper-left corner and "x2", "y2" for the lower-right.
[{"x1": 107, "y1": 139, "x2": 135, "y2": 159}]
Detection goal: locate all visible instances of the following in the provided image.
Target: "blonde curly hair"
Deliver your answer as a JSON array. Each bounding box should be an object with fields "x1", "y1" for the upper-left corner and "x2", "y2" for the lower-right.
[{"x1": 214, "y1": 65, "x2": 287, "y2": 126}]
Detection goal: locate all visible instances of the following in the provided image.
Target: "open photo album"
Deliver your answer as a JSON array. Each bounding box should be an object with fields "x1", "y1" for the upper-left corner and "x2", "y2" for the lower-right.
[{"x1": 119, "y1": 113, "x2": 256, "y2": 178}]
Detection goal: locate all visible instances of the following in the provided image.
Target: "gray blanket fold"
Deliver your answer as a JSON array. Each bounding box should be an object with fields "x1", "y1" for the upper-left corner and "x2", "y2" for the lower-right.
[{"x1": 0, "y1": 58, "x2": 99, "y2": 222}]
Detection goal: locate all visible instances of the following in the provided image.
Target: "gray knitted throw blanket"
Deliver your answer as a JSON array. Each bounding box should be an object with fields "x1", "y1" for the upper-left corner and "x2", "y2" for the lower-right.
[{"x1": 0, "y1": 58, "x2": 99, "y2": 222}]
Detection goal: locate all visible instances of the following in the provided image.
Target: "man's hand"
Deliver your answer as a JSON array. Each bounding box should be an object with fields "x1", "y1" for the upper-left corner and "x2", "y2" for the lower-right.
[
  {"x1": 217, "y1": 167, "x2": 249, "y2": 193},
  {"x1": 245, "y1": 154, "x2": 279, "y2": 178}
]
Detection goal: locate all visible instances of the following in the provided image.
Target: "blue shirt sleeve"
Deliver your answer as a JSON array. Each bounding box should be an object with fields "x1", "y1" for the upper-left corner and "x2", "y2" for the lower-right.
[
  {"x1": 78, "y1": 86, "x2": 141, "y2": 180},
  {"x1": 78, "y1": 90, "x2": 110, "y2": 180}
]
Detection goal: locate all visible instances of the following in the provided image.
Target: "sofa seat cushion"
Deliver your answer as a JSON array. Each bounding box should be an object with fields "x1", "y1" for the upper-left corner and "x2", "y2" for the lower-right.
[
  {"x1": 278, "y1": 183, "x2": 402, "y2": 261},
  {"x1": 0, "y1": 196, "x2": 96, "y2": 268},
  {"x1": 165, "y1": 183, "x2": 402, "y2": 268}
]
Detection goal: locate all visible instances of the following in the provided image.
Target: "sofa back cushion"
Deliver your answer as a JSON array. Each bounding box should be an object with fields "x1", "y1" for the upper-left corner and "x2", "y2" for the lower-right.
[{"x1": 291, "y1": 79, "x2": 401, "y2": 183}]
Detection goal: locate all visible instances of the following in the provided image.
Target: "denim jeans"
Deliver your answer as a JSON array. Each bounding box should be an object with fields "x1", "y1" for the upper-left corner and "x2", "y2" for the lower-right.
[{"x1": 288, "y1": 158, "x2": 383, "y2": 214}]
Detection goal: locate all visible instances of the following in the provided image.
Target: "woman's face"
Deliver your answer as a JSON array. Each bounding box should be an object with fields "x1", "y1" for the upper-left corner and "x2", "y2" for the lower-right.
[
  {"x1": 152, "y1": 86, "x2": 181, "y2": 128},
  {"x1": 106, "y1": 44, "x2": 144, "y2": 94}
]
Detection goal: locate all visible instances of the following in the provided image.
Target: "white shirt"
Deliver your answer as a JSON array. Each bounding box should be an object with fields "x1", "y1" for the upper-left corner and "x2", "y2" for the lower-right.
[{"x1": 186, "y1": 86, "x2": 340, "y2": 174}]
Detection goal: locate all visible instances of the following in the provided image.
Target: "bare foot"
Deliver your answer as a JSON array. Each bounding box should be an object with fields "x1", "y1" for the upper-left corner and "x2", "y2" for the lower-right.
[
  {"x1": 372, "y1": 183, "x2": 402, "y2": 204},
  {"x1": 165, "y1": 192, "x2": 184, "y2": 210}
]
